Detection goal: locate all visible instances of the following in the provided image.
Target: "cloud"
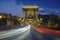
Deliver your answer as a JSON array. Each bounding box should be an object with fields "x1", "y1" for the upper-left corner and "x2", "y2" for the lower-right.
[
  {"x1": 54, "y1": 10, "x2": 60, "y2": 15},
  {"x1": 39, "y1": 12, "x2": 49, "y2": 15},
  {"x1": 55, "y1": 10, "x2": 60, "y2": 13},
  {"x1": 15, "y1": 0, "x2": 39, "y2": 6},
  {"x1": 0, "y1": 0, "x2": 24, "y2": 17},
  {"x1": 39, "y1": 8, "x2": 60, "y2": 15},
  {"x1": 0, "y1": 0, "x2": 12, "y2": 2},
  {"x1": 39, "y1": 8, "x2": 50, "y2": 15},
  {"x1": 0, "y1": 0, "x2": 60, "y2": 16},
  {"x1": 39, "y1": 8, "x2": 45, "y2": 11}
]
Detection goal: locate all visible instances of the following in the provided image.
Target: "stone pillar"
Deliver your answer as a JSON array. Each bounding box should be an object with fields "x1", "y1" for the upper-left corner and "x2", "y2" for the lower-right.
[{"x1": 22, "y1": 6, "x2": 39, "y2": 26}]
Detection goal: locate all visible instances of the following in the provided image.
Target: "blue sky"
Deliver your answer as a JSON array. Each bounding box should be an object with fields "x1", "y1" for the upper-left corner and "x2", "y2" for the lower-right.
[{"x1": 0, "y1": 0, "x2": 60, "y2": 17}]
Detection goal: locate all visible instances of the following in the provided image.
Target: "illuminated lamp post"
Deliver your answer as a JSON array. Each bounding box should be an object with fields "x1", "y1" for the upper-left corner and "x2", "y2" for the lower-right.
[
  {"x1": 40, "y1": 18, "x2": 43, "y2": 21},
  {"x1": 39, "y1": 18, "x2": 43, "y2": 23},
  {"x1": 0, "y1": 16, "x2": 2, "y2": 19},
  {"x1": 19, "y1": 18, "x2": 22, "y2": 21},
  {"x1": 19, "y1": 18, "x2": 24, "y2": 26},
  {"x1": 39, "y1": 18, "x2": 43, "y2": 27}
]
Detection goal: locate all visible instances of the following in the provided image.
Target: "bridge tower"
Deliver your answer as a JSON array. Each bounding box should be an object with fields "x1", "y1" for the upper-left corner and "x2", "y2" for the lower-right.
[{"x1": 22, "y1": 6, "x2": 39, "y2": 26}]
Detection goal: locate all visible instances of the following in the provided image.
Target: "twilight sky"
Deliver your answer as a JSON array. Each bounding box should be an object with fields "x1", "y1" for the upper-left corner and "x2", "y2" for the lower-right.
[{"x1": 0, "y1": 0, "x2": 60, "y2": 17}]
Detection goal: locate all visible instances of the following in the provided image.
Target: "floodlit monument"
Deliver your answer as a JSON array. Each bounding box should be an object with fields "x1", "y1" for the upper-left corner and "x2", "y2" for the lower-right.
[{"x1": 22, "y1": 6, "x2": 39, "y2": 25}]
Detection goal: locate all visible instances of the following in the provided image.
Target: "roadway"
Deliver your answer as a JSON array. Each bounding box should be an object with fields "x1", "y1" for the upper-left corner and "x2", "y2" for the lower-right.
[{"x1": 0, "y1": 25, "x2": 60, "y2": 40}]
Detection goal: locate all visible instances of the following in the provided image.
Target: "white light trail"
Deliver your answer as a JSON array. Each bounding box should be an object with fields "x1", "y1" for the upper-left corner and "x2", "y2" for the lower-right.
[{"x1": 0, "y1": 25, "x2": 31, "y2": 39}]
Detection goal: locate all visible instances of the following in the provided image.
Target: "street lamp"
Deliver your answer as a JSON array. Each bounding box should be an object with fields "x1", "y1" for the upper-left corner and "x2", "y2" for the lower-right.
[
  {"x1": 19, "y1": 18, "x2": 21, "y2": 21},
  {"x1": 0, "y1": 16, "x2": 2, "y2": 19},
  {"x1": 37, "y1": 19, "x2": 39, "y2": 22},
  {"x1": 40, "y1": 18, "x2": 43, "y2": 21},
  {"x1": 22, "y1": 20, "x2": 24, "y2": 22}
]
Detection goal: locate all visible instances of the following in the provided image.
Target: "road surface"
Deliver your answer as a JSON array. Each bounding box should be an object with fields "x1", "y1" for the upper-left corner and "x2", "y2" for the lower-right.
[{"x1": 0, "y1": 25, "x2": 60, "y2": 40}]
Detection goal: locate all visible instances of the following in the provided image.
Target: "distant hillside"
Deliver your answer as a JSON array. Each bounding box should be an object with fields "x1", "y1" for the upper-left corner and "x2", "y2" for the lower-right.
[{"x1": 38, "y1": 14, "x2": 59, "y2": 20}]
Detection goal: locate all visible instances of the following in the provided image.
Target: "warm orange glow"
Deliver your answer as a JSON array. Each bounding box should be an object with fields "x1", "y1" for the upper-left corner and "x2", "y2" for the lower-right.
[
  {"x1": 0, "y1": 16, "x2": 2, "y2": 18},
  {"x1": 19, "y1": 18, "x2": 21, "y2": 20},
  {"x1": 40, "y1": 18, "x2": 43, "y2": 20},
  {"x1": 22, "y1": 20, "x2": 24, "y2": 22},
  {"x1": 38, "y1": 19, "x2": 39, "y2": 22}
]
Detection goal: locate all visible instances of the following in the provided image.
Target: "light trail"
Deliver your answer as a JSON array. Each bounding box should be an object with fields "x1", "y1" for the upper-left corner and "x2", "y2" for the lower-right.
[
  {"x1": 0, "y1": 25, "x2": 31, "y2": 39},
  {"x1": 32, "y1": 26, "x2": 60, "y2": 36}
]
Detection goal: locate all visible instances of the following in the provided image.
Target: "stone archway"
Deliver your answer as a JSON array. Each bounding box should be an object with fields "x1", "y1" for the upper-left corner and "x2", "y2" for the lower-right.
[{"x1": 22, "y1": 6, "x2": 39, "y2": 25}]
